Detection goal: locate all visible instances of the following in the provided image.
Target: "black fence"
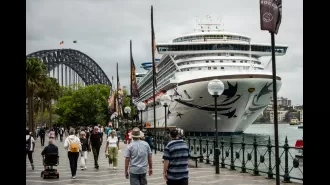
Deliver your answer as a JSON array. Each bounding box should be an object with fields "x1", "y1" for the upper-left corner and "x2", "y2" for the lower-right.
[{"x1": 153, "y1": 132, "x2": 303, "y2": 183}]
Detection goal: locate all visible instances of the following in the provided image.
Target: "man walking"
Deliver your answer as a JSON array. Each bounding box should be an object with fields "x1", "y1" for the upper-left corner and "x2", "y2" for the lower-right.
[
  {"x1": 89, "y1": 126, "x2": 103, "y2": 169},
  {"x1": 39, "y1": 126, "x2": 46, "y2": 146},
  {"x1": 163, "y1": 129, "x2": 189, "y2": 185},
  {"x1": 124, "y1": 127, "x2": 152, "y2": 185},
  {"x1": 26, "y1": 129, "x2": 35, "y2": 170}
]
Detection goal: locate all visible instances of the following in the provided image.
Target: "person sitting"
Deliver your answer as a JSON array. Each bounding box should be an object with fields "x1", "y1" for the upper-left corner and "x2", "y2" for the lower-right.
[{"x1": 41, "y1": 139, "x2": 59, "y2": 169}]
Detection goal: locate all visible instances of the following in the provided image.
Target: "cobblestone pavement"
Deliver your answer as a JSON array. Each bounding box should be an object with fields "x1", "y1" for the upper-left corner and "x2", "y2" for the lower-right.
[{"x1": 26, "y1": 136, "x2": 302, "y2": 185}]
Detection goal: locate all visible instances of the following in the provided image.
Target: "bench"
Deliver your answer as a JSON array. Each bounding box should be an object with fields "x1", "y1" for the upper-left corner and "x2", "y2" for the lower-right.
[{"x1": 189, "y1": 154, "x2": 203, "y2": 168}]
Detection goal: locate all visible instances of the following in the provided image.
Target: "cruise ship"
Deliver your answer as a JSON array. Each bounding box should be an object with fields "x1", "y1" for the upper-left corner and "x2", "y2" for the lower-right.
[{"x1": 135, "y1": 17, "x2": 288, "y2": 135}]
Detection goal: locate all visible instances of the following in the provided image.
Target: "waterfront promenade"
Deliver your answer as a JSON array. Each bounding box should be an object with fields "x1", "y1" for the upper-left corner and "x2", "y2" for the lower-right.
[{"x1": 26, "y1": 136, "x2": 302, "y2": 185}]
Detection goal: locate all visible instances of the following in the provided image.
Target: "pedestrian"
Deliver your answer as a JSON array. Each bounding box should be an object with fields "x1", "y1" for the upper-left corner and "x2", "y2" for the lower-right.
[
  {"x1": 116, "y1": 128, "x2": 121, "y2": 143},
  {"x1": 49, "y1": 128, "x2": 55, "y2": 140},
  {"x1": 163, "y1": 129, "x2": 189, "y2": 185},
  {"x1": 105, "y1": 130, "x2": 119, "y2": 169},
  {"x1": 39, "y1": 126, "x2": 46, "y2": 146},
  {"x1": 64, "y1": 128, "x2": 81, "y2": 179},
  {"x1": 41, "y1": 139, "x2": 59, "y2": 170},
  {"x1": 145, "y1": 132, "x2": 154, "y2": 152},
  {"x1": 79, "y1": 131, "x2": 89, "y2": 170},
  {"x1": 106, "y1": 126, "x2": 112, "y2": 139},
  {"x1": 26, "y1": 129, "x2": 35, "y2": 170},
  {"x1": 89, "y1": 126, "x2": 103, "y2": 169},
  {"x1": 55, "y1": 127, "x2": 59, "y2": 140},
  {"x1": 124, "y1": 127, "x2": 152, "y2": 185},
  {"x1": 59, "y1": 127, "x2": 64, "y2": 142}
]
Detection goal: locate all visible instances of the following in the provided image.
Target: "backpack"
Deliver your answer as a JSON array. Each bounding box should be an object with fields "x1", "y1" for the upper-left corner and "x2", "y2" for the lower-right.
[
  {"x1": 68, "y1": 138, "x2": 79, "y2": 152},
  {"x1": 26, "y1": 136, "x2": 31, "y2": 152}
]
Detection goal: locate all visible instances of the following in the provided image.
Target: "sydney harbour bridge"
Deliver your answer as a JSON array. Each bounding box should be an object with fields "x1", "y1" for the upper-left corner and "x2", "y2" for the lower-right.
[{"x1": 26, "y1": 49, "x2": 111, "y2": 87}]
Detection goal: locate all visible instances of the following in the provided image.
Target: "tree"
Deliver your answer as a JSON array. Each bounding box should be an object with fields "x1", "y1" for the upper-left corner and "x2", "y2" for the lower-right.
[
  {"x1": 26, "y1": 57, "x2": 48, "y2": 133},
  {"x1": 55, "y1": 84, "x2": 110, "y2": 127}
]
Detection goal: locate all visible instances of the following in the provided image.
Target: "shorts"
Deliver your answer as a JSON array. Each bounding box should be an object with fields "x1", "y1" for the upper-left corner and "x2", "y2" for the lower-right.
[{"x1": 130, "y1": 173, "x2": 147, "y2": 185}]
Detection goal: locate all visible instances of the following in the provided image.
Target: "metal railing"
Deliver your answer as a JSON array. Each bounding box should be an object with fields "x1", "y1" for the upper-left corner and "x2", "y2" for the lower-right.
[{"x1": 153, "y1": 132, "x2": 303, "y2": 183}]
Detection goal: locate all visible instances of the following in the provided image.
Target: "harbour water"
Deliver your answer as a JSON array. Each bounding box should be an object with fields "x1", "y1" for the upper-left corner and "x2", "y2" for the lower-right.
[{"x1": 186, "y1": 123, "x2": 303, "y2": 182}]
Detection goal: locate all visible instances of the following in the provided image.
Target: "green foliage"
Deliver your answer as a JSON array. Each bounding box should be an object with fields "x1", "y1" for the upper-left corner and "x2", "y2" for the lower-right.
[{"x1": 55, "y1": 84, "x2": 110, "y2": 126}]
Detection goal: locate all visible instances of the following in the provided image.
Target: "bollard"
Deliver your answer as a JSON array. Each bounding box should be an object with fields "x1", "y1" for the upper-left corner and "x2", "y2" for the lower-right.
[
  {"x1": 220, "y1": 137, "x2": 225, "y2": 168},
  {"x1": 230, "y1": 135, "x2": 235, "y2": 170},
  {"x1": 241, "y1": 135, "x2": 247, "y2": 173},
  {"x1": 253, "y1": 136, "x2": 260, "y2": 176},
  {"x1": 199, "y1": 133, "x2": 203, "y2": 162},
  {"x1": 283, "y1": 136, "x2": 291, "y2": 183},
  {"x1": 267, "y1": 136, "x2": 274, "y2": 179},
  {"x1": 206, "y1": 133, "x2": 210, "y2": 164}
]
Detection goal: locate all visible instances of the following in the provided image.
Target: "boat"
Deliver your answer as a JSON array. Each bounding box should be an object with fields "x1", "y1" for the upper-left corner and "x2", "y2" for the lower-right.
[
  {"x1": 135, "y1": 16, "x2": 288, "y2": 135},
  {"x1": 290, "y1": 118, "x2": 300, "y2": 125}
]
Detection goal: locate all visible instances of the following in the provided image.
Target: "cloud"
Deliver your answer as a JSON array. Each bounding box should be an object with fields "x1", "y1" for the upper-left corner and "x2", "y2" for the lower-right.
[{"x1": 27, "y1": 0, "x2": 303, "y2": 105}]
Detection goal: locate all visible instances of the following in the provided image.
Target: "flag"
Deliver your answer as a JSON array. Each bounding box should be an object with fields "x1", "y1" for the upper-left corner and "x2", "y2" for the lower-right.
[
  {"x1": 260, "y1": 0, "x2": 282, "y2": 34},
  {"x1": 151, "y1": 6, "x2": 157, "y2": 87},
  {"x1": 73, "y1": 40, "x2": 77, "y2": 43},
  {"x1": 60, "y1": 41, "x2": 64, "y2": 45},
  {"x1": 130, "y1": 40, "x2": 140, "y2": 99}
]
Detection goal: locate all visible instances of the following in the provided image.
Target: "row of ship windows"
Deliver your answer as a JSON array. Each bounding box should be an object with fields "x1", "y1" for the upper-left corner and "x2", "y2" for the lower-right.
[
  {"x1": 177, "y1": 60, "x2": 259, "y2": 66},
  {"x1": 181, "y1": 66, "x2": 262, "y2": 71},
  {"x1": 157, "y1": 44, "x2": 287, "y2": 53},
  {"x1": 173, "y1": 35, "x2": 250, "y2": 43}
]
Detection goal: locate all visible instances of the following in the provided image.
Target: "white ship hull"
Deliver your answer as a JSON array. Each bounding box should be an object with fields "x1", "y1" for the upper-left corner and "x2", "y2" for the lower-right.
[{"x1": 141, "y1": 74, "x2": 281, "y2": 135}]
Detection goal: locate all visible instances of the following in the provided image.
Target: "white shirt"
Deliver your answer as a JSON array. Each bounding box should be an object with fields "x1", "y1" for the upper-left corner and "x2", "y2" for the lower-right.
[
  {"x1": 26, "y1": 135, "x2": 35, "y2": 151},
  {"x1": 107, "y1": 136, "x2": 118, "y2": 147},
  {"x1": 64, "y1": 135, "x2": 82, "y2": 152}
]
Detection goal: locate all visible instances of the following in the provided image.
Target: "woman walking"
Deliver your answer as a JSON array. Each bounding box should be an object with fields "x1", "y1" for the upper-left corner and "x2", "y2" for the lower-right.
[
  {"x1": 79, "y1": 131, "x2": 89, "y2": 170},
  {"x1": 49, "y1": 128, "x2": 55, "y2": 140},
  {"x1": 64, "y1": 128, "x2": 81, "y2": 179},
  {"x1": 105, "y1": 130, "x2": 119, "y2": 169}
]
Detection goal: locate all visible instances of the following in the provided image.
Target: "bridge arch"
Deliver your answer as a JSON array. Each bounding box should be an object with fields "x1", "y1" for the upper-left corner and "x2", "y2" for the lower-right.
[{"x1": 26, "y1": 49, "x2": 111, "y2": 86}]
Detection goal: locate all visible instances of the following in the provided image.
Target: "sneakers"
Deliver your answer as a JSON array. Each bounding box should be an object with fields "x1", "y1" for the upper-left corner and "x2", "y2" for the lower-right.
[
  {"x1": 72, "y1": 175, "x2": 76, "y2": 179},
  {"x1": 113, "y1": 167, "x2": 117, "y2": 170}
]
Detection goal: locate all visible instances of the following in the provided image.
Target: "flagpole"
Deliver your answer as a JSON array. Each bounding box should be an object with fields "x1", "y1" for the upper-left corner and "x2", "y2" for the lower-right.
[
  {"x1": 130, "y1": 40, "x2": 133, "y2": 107},
  {"x1": 151, "y1": 5, "x2": 157, "y2": 155},
  {"x1": 115, "y1": 63, "x2": 118, "y2": 128},
  {"x1": 271, "y1": 32, "x2": 280, "y2": 185}
]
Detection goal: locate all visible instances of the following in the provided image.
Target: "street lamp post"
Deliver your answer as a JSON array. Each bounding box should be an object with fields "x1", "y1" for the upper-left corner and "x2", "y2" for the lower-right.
[
  {"x1": 160, "y1": 94, "x2": 171, "y2": 131},
  {"x1": 137, "y1": 102, "x2": 146, "y2": 128},
  {"x1": 124, "y1": 106, "x2": 131, "y2": 129},
  {"x1": 207, "y1": 79, "x2": 225, "y2": 174}
]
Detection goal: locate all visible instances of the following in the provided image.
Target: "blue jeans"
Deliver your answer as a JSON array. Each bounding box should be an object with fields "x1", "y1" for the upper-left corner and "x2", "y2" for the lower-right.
[{"x1": 130, "y1": 173, "x2": 147, "y2": 185}]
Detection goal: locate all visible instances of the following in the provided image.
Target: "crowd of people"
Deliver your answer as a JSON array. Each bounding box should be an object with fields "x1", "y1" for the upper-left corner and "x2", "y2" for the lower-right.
[{"x1": 26, "y1": 125, "x2": 189, "y2": 185}]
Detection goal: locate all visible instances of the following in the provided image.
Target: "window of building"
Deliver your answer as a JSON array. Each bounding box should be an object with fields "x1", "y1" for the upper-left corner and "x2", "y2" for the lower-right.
[
  {"x1": 213, "y1": 67, "x2": 217, "y2": 69},
  {"x1": 187, "y1": 68, "x2": 189, "y2": 71},
  {"x1": 220, "y1": 60, "x2": 223, "y2": 63},
  {"x1": 206, "y1": 61, "x2": 209, "y2": 63},
  {"x1": 208, "y1": 67, "x2": 211, "y2": 70},
  {"x1": 198, "y1": 67, "x2": 201, "y2": 70},
  {"x1": 240, "y1": 61, "x2": 243, "y2": 63},
  {"x1": 221, "y1": 67, "x2": 224, "y2": 69},
  {"x1": 211, "y1": 60, "x2": 214, "y2": 63},
  {"x1": 233, "y1": 60, "x2": 236, "y2": 63}
]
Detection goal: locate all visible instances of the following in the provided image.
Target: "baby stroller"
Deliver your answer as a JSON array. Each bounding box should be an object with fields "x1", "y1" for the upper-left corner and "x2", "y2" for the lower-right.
[{"x1": 41, "y1": 153, "x2": 59, "y2": 179}]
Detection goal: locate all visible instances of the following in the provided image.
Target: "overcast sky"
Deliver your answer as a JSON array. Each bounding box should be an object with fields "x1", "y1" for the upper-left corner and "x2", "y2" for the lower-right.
[{"x1": 27, "y1": 0, "x2": 303, "y2": 105}]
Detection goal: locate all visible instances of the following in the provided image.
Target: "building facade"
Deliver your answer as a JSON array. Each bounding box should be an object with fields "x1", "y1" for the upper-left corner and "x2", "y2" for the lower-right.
[{"x1": 269, "y1": 110, "x2": 288, "y2": 123}]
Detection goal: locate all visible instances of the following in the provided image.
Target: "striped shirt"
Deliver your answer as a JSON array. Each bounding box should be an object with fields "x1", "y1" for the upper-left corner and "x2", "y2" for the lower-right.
[{"x1": 162, "y1": 139, "x2": 189, "y2": 180}]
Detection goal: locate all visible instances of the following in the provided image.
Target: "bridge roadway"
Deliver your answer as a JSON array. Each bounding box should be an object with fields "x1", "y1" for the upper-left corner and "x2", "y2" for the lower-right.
[{"x1": 26, "y1": 136, "x2": 302, "y2": 185}]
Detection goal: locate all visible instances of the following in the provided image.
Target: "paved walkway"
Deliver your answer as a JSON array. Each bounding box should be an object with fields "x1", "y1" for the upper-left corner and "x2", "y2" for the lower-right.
[{"x1": 26, "y1": 136, "x2": 302, "y2": 185}]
